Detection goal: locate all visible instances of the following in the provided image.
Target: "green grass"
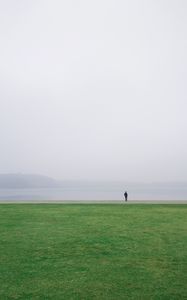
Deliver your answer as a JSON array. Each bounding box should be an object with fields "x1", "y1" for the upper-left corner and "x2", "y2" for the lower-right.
[{"x1": 0, "y1": 204, "x2": 187, "y2": 300}]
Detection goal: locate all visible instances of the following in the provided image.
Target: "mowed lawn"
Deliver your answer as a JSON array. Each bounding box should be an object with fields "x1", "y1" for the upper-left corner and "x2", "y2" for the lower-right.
[{"x1": 0, "y1": 204, "x2": 187, "y2": 300}]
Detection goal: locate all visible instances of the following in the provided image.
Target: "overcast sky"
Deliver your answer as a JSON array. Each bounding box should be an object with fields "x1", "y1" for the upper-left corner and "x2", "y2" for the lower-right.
[{"x1": 0, "y1": 0, "x2": 187, "y2": 182}]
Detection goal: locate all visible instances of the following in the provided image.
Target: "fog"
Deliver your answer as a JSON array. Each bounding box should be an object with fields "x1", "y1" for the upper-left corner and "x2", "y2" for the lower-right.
[{"x1": 0, "y1": 0, "x2": 187, "y2": 182}]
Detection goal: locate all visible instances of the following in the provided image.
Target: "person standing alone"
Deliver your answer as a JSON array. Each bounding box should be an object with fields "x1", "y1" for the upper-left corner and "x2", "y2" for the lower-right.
[{"x1": 124, "y1": 191, "x2": 128, "y2": 202}]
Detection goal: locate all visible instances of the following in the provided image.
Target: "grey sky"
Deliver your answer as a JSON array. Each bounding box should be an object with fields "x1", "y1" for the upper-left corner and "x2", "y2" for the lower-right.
[{"x1": 0, "y1": 0, "x2": 187, "y2": 181}]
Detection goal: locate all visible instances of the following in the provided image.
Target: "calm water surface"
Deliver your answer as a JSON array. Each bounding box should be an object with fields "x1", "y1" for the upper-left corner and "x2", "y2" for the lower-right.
[{"x1": 0, "y1": 183, "x2": 187, "y2": 201}]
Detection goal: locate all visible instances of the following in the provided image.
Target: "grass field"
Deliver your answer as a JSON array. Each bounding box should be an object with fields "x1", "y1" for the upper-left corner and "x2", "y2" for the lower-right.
[{"x1": 0, "y1": 204, "x2": 187, "y2": 300}]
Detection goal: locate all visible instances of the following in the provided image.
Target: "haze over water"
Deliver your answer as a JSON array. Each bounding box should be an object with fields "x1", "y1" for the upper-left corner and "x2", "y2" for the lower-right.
[{"x1": 0, "y1": 183, "x2": 187, "y2": 201}]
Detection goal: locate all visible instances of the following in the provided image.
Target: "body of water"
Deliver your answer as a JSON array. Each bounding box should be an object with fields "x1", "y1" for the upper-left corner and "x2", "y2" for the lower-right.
[{"x1": 0, "y1": 183, "x2": 187, "y2": 201}]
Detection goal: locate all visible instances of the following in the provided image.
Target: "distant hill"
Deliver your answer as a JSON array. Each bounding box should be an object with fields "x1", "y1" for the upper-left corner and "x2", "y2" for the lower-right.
[{"x1": 0, "y1": 174, "x2": 61, "y2": 188}]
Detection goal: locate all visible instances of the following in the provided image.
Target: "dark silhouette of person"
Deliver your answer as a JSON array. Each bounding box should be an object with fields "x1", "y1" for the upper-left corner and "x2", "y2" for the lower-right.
[{"x1": 124, "y1": 191, "x2": 128, "y2": 202}]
